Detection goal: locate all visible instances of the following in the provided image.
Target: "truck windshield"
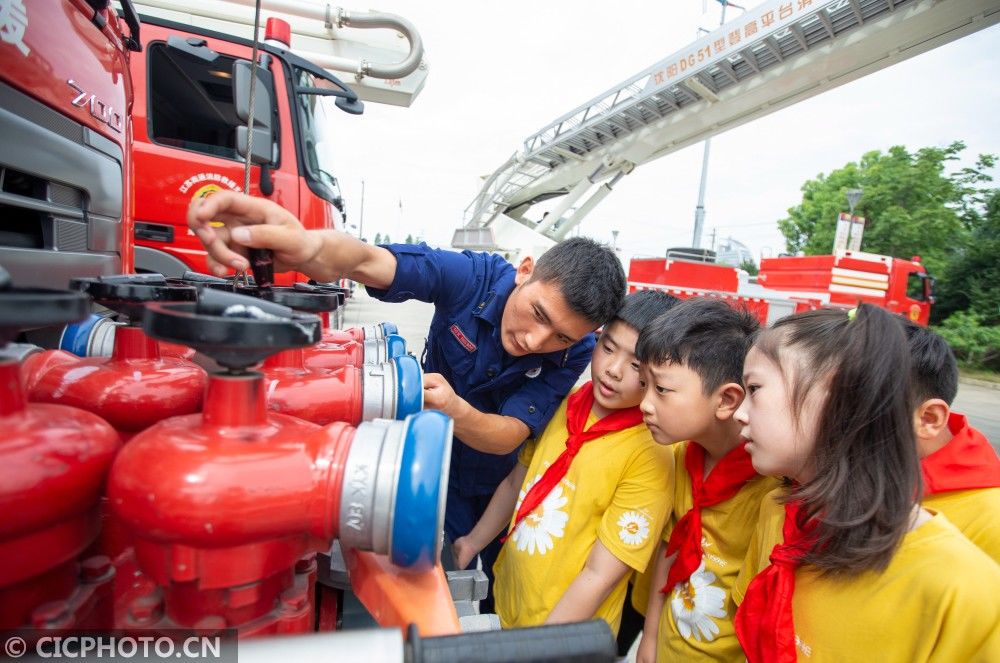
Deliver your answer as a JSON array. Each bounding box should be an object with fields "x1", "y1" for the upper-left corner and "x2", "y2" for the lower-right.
[{"x1": 294, "y1": 67, "x2": 344, "y2": 209}]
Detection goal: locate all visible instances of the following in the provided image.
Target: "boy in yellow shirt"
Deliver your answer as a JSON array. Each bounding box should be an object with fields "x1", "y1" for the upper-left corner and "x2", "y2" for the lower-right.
[
  {"x1": 453, "y1": 290, "x2": 677, "y2": 634},
  {"x1": 633, "y1": 298, "x2": 776, "y2": 663},
  {"x1": 903, "y1": 320, "x2": 1000, "y2": 562}
]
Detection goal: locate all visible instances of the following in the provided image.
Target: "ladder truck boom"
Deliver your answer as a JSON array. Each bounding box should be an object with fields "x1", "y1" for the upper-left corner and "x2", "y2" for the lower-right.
[{"x1": 454, "y1": 0, "x2": 999, "y2": 258}]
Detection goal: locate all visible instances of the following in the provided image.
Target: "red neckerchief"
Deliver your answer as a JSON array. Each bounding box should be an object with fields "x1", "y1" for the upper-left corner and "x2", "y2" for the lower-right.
[
  {"x1": 734, "y1": 499, "x2": 817, "y2": 663},
  {"x1": 660, "y1": 441, "x2": 758, "y2": 593},
  {"x1": 922, "y1": 413, "x2": 1000, "y2": 495},
  {"x1": 503, "y1": 382, "x2": 643, "y2": 541}
]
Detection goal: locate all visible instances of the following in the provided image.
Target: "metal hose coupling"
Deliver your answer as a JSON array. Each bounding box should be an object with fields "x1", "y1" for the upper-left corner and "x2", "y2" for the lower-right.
[
  {"x1": 59, "y1": 313, "x2": 120, "y2": 357},
  {"x1": 336, "y1": 410, "x2": 452, "y2": 571},
  {"x1": 358, "y1": 321, "x2": 399, "y2": 340},
  {"x1": 362, "y1": 333, "x2": 408, "y2": 364},
  {"x1": 361, "y1": 353, "x2": 423, "y2": 421}
]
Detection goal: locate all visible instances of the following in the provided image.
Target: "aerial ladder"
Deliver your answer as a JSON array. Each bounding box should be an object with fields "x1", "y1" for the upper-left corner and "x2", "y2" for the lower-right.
[{"x1": 453, "y1": 0, "x2": 1000, "y2": 259}]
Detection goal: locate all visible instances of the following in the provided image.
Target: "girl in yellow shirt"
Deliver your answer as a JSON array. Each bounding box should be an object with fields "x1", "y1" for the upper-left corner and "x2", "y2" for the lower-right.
[{"x1": 731, "y1": 304, "x2": 1000, "y2": 663}]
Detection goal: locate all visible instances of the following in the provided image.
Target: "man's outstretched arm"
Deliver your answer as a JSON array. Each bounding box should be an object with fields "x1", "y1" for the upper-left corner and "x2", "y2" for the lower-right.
[{"x1": 187, "y1": 191, "x2": 396, "y2": 287}]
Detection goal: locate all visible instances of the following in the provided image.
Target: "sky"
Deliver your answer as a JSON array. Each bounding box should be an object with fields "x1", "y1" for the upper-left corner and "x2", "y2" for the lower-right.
[{"x1": 323, "y1": 0, "x2": 1000, "y2": 266}]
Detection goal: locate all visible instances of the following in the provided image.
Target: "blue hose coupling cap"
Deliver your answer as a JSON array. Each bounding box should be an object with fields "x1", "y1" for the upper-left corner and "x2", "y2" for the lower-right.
[
  {"x1": 393, "y1": 353, "x2": 423, "y2": 419},
  {"x1": 380, "y1": 321, "x2": 398, "y2": 337},
  {"x1": 59, "y1": 313, "x2": 104, "y2": 357},
  {"x1": 384, "y1": 333, "x2": 407, "y2": 359},
  {"x1": 391, "y1": 410, "x2": 453, "y2": 571}
]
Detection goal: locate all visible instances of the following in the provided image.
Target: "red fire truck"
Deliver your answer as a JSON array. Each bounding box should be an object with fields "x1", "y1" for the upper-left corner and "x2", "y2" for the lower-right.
[
  {"x1": 0, "y1": 0, "x2": 140, "y2": 289},
  {"x1": 628, "y1": 249, "x2": 933, "y2": 325},
  {"x1": 127, "y1": 0, "x2": 427, "y2": 282}
]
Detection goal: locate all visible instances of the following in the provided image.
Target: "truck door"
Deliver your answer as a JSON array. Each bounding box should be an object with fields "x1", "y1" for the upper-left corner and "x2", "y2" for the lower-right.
[
  {"x1": 131, "y1": 20, "x2": 300, "y2": 279},
  {"x1": 902, "y1": 268, "x2": 933, "y2": 325}
]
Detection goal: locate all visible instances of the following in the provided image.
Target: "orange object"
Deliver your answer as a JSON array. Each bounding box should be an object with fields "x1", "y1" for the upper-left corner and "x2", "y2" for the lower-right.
[{"x1": 344, "y1": 548, "x2": 460, "y2": 637}]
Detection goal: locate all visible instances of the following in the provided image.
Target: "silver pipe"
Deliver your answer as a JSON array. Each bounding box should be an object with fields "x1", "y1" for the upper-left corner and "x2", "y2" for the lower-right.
[
  {"x1": 205, "y1": 0, "x2": 424, "y2": 79},
  {"x1": 238, "y1": 629, "x2": 403, "y2": 663}
]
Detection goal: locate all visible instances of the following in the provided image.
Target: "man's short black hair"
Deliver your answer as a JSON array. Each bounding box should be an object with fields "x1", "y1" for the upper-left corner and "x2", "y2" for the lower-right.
[
  {"x1": 636, "y1": 297, "x2": 759, "y2": 394},
  {"x1": 610, "y1": 290, "x2": 680, "y2": 335},
  {"x1": 530, "y1": 237, "x2": 626, "y2": 326},
  {"x1": 900, "y1": 319, "x2": 958, "y2": 405}
]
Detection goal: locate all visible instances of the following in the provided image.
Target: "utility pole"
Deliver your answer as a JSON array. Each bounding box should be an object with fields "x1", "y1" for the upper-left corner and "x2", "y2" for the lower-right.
[
  {"x1": 691, "y1": 0, "x2": 743, "y2": 248},
  {"x1": 358, "y1": 179, "x2": 365, "y2": 241},
  {"x1": 844, "y1": 187, "x2": 862, "y2": 248}
]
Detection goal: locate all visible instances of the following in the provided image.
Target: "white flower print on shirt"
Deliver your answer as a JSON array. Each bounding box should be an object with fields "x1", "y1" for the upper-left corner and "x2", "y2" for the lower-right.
[
  {"x1": 670, "y1": 559, "x2": 727, "y2": 642},
  {"x1": 511, "y1": 475, "x2": 569, "y2": 555},
  {"x1": 617, "y1": 511, "x2": 650, "y2": 546}
]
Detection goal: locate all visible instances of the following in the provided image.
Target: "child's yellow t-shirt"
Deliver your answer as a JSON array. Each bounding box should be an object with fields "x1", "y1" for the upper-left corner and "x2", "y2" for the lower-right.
[
  {"x1": 734, "y1": 489, "x2": 1000, "y2": 662},
  {"x1": 656, "y1": 440, "x2": 779, "y2": 663},
  {"x1": 493, "y1": 397, "x2": 675, "y2": 635},
  {"x1": 922, "y1": 487, "x2": 1000, "y2": 563}
]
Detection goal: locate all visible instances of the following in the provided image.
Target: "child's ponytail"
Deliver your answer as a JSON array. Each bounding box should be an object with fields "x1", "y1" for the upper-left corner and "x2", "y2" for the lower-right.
[{"x1": 756, "y1": 303, "x2": 919, "y2": 575}]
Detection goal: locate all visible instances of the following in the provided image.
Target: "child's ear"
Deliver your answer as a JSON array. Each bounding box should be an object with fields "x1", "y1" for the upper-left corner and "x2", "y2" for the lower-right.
[
  {"x1": 913, "y1": 398, "x2": 950, "y2": 447},
  {"x1": 715, "y1": 382, "x2": 746, "y2": 421}
]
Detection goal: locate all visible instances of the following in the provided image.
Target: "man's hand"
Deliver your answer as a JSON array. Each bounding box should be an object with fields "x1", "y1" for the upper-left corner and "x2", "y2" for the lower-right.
[
  {"x1": 423, "y1": 372, "x2": 459, "y2": 416},
  {"x1": 422, "y1": 373, "x2": 530, "y2": 454},
  {"x1": 452, "y1": 535, "x2": 479, "y2": 570},
  {"x1": 187, "y1": 191, "x2": 324, "y2": 277}
]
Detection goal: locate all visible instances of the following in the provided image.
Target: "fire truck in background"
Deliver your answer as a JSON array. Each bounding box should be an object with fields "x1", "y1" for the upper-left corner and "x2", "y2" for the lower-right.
[
  {"x1": 128, "y1": 0, "x2": 428, "y2": 282},
  {"x1": 628, "y1": 248, "x2": 932, "y2": 325}
]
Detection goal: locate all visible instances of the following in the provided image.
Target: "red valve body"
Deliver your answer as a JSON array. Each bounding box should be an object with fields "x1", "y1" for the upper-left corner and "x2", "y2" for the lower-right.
[
  {"x1": 263, "y1": 348, "x2": 363, "y2": 425},
  {"x1": 108, "y1": 373, "x2": 356, "y2": 634},
  {"x1": 0, "y1": 360, "x2": 120, "y2": 628}
]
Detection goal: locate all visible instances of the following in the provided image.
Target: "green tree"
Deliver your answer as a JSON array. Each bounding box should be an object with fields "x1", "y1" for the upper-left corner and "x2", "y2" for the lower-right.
[
  {"x1": 373, "y1": 232, "x2": 382, "y2": 244},
  {"x1": 935, "y1": 188, "x2": 1000, "y2": 324},
  {"x1": 778, "y1": 141, "x2": 994, "y2": 276},
  {"x1": 383, "y1": 234, "x2": 391, "y2": 244},
  {"x1": 405, "y1": 233, "x2": 415, "y2": 244},
  {"x1": 738, "y1": 259, "x2": 759, "y2": 276}
]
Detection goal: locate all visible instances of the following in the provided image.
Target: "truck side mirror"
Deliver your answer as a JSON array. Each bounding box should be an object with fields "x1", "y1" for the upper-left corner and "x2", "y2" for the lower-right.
[
  {"x1": 233, "y1": 59, "x2": 275, "y2": 165},
  {"x1": 335, "y1": 97, "x2": 365, "y2": 115}
]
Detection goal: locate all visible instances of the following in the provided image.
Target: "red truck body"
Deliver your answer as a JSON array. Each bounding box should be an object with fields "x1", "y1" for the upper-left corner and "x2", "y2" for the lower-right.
[
  {"x1": 628, "y1": 250, "x2": 932, "y2": 325},
  {"x1": 0, "y1": 0, "x2": 135, "y2": 288}
]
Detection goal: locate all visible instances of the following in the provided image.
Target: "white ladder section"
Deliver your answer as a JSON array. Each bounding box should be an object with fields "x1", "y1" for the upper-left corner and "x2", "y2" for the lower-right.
[{"x1": 455, "y1": 0, "x2": 999, "y2": 253}]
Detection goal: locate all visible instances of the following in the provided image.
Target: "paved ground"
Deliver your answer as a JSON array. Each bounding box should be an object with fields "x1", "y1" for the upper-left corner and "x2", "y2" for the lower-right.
[
  {"x1": 953, "y1": 382, "x2": 1000, "y2": 453},
  {"x1": 344, "y1": 288, "x2": 1000, "y2": 453}
]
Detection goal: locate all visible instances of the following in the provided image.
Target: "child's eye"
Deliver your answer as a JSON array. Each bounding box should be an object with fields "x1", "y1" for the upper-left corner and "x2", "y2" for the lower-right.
[
  {"x1": 638, "y1": 379, "x2": 647, "y2": 389},
  {"x1": 655, "y1": 385, "x2": 669, "y2": 395},
  {"x1": 746, "y1": 384, "x2": 760, "y2": 395},
  {"x1": 602, "y1": 342, "x2": 613, "y2": 353},
  {"x1": 630, "y1": 362, "x2": 640, "y2": 372}
]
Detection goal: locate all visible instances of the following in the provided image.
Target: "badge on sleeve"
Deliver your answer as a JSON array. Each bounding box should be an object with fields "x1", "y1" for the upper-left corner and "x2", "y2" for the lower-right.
[{"x1": 449, "y1": 324, "x2": 477, "y2": 353}]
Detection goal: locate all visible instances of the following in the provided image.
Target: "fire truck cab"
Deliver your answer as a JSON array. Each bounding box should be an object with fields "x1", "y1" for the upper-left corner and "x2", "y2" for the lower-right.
[{"x1": 127, "y1": 1, "x2": 427, "y2": 281}]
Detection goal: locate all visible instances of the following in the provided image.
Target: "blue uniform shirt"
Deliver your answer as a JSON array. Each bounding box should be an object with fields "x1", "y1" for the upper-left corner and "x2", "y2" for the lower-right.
[{"x1": 367, "y1": 243, "x2": 595, "y2": 497}]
